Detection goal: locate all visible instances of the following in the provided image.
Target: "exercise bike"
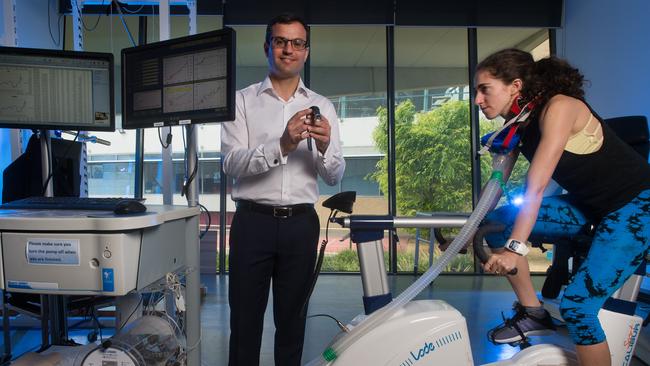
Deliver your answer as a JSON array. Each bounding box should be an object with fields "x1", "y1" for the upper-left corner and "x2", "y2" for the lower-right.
[
  {"x1": 305, "y1": 187, "x2": 642, "y2": 365},
  {"x1": 305, "y1": 141, "x2": 643, "y2": 366}
]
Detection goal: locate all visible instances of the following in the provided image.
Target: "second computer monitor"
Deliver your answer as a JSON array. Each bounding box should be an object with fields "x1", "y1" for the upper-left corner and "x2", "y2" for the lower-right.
[
  {"x1": 0, "y1": 47, "x2": 114, "y2": 131},
  {"x1": 121, "y1": 28, "x2": 236, "y2": 129}
]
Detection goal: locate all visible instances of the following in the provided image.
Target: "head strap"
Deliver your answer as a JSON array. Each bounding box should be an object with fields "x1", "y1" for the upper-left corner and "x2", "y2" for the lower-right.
[{"x1": 478, "y1": 96, "x2": 536, "y2": 155}]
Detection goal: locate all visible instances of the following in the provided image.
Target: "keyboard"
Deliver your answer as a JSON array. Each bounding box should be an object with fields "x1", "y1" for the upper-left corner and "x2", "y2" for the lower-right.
[{"x1": 0, "y1": 196, "x2": 146, "y2": 211}]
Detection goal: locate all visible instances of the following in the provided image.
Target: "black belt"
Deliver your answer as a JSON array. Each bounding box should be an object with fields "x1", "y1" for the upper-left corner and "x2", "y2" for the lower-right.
[{"x1": 236, "y1": 200, "x2": 314, "y2": 218}]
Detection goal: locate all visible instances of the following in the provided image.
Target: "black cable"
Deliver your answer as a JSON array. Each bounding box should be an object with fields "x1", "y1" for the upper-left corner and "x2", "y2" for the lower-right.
[
  {"x1": 47, "y1": 0, "x2": 65, "y2": 46},
  {"x1": 112, "y1": 0, "x2": 136, "y2": 47},
  {"x1": 74, "y1": 0, "x2": 104, "y2": 32},
  {"x1": 116, "y1": 295, "x2": 143, "y2": 333},
  {"x1": 41, "y1": 131, "x2": 81, "y2": 195},
  {"x1": 157, "y1": 127, "x2": 171, "y2": 148},
  {"x1": 181, "y1": 126, "x2": 199, "y2": 198},
  {"x1": 306, "y1": 313, "x2": 349, "y2": 332},
  {"x1": 300, "y1": 210, "x2": 336, "y2": 317},
  {"x1": 198, "y1": 203, "x2": 211, "y2": 239},
  {"x1": 90, "y1": 307, "x2": 104, "y2": 341}
]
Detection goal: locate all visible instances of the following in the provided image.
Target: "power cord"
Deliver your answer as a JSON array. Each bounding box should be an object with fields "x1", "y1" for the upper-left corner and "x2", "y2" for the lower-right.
[
  {"x1": 47, "y1": 0, "x2": 65, "y2": 46},
  {"x1": 73, "y1": 0, "x2": 105, "y2": 32},
  {"x1": 41, "y1": 131, "x2": 81, "y2": 195},
  {"x1": 158, "y1": 127, "x2": 172, "y2": 148},
  {"x1": 300, "y1": 209, "x2": 337, "y2": 317},
  {"x1": 181, "y1": 126, "x2": 198, "y2": 198},
  {"x1": 307, "y1": 314, "x2": 349, "y2": 333},
  {"x1": 198, "y1": 203, "x2": 211, "y2": 239},
  {"x1": 116, "y1": 295, "x2": 143, "y2": 333},
  {"x1": 112, "y1": 0, "x2": 136, "y2": 46}
]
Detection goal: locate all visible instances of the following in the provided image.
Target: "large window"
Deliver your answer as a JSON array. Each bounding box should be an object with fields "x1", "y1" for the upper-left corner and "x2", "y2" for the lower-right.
[
  {"x1": 477, "y1": 28, "x2": 551, "y2": 273},
  {"x1": 392, "y1": 28, "x2": 472, "y2": 273},
  {"x1": 309, "y1": 25, "x2": 387, "y2": 271},
  {"x1": 74, "y1": 10, "x2": 553, "y2": 274}
]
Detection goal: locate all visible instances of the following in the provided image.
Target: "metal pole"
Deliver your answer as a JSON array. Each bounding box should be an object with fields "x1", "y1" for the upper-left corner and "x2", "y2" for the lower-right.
[
  {"x1": 467, "y1": 28, "x2": 481, "y2": 273},
  {"x1": 386, "y1": 25, "x2": 397, "y2": 274},
  {"x1": 467, "y1": 28, "x2": 481, "y2": 208},
  {"x1": 183, "y1": 3, "x2": 201, "y2": 365},
  {"x1": 219, "y1": 165, "x2": 227, "y2": 275},
  {"x1": 160, "y1": 0, "x2": 173, "y2": 205},
  {"x1": 134, "y1": 17, "x2": 147, "y2": 199}
]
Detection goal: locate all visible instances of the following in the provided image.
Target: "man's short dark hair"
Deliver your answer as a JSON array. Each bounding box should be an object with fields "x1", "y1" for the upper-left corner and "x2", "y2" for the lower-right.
[{"x1": 265, "y1": 13, "x2": 309, "y2": 45}]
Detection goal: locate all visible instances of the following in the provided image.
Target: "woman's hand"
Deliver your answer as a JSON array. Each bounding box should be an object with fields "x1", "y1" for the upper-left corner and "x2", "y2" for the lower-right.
[{"x1": 483, "y1": 251, "x2": 519, "y2": 275}]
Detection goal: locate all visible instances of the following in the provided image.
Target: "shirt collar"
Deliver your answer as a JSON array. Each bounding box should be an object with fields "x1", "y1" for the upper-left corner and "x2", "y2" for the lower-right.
[{"x1": 258, "y1": 75, "x2": 311, "y2": 99}]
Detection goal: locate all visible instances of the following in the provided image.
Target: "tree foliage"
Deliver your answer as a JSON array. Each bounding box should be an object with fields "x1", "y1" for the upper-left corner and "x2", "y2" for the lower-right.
[{"x1": 371, "y1": 100, "x2": 528, "y2": 217}]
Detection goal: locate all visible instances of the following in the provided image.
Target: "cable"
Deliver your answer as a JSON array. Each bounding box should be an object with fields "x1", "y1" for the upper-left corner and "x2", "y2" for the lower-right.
[
  {"x1": 300, "y1": 210, "x2": 336, "y2": 317},
  {"x1": 198, "y1": 204, "x2": 211, "y2": 239},
  {"x1": 41, "y1": 131, "x2": 81, "y2": 195},
  {"x1": 116, "y1": 2, "x2": 145, "y2": 14},
  {"x1": 74, "y1": 0, "x2": 104, "y2": 32},
  {"x1": 90, "y1": 307, "x2": 104, "y2": 341},
  {"x1": 112, "y1": 0, "x2": 136, "y2": 47},
  {"x1": 47, "y1": 0, "x2": 65, "y2": 46},
  {"x1": 307, "y1": 313, "x2": 349, "y2": 333},
  {"x1": 116, "y1": 295, "x2": 143, "y2": 333},
  {"x1": 158, "y1": 127, "x2": 172, "y2": 148},
  {"x1": 181, "y1": 127, "x2": 199, "y2": 198}
]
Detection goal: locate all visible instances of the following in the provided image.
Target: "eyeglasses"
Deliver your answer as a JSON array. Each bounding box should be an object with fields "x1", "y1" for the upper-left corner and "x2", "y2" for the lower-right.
[{"x1": 270, "y1": 36, "x2": 309, "y2": 51}]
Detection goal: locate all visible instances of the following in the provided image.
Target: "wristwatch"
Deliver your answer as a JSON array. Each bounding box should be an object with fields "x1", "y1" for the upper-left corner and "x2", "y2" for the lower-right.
[{"x1": 504, "y1": 239, "x2": 529, "y2": 256}]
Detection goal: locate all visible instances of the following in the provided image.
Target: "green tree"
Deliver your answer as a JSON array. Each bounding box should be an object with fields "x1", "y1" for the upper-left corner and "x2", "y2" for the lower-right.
[{"x1": 372, "y1": 100, "x2": 528, "y2": 217}]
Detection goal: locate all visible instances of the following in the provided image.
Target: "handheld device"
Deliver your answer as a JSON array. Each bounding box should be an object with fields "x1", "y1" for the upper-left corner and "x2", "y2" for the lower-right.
[{"x1": 309, "y1": 106, "x2": 321, "y2": 152}]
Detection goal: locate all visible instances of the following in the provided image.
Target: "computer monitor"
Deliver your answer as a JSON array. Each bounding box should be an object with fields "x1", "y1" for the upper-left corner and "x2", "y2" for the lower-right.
[
  {"x1": 121, "y1": 28, "x2": 236, "y2": 129},
  {"x1": 0, "y1": 47, "x2": 114, "y2": 131},
  {"x1": 2, "y1": 133, "x2": 81, "y2": 203}
]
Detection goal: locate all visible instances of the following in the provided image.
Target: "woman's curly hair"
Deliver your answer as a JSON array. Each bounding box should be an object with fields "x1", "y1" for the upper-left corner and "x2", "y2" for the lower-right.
[{"x1": 477, "y1": 48, "x2": 585, "y2": 109}]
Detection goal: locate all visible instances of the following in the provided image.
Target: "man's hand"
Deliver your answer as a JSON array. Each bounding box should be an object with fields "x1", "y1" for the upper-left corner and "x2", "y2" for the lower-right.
[
  {"x1": 483, "y1": 251, "x2": 519, "y2": 275},
  {"x1": 280, "y1": 109, "x2": 313, "y2": 155},
  {"x1": 308, "y1": 110, "x2": 332, "y2": 154}
]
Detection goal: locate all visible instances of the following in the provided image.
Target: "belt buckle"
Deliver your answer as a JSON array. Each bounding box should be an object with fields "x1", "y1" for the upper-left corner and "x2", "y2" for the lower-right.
[{"x1": 273, "y1": 207, "x2": 292, "y2": 218}]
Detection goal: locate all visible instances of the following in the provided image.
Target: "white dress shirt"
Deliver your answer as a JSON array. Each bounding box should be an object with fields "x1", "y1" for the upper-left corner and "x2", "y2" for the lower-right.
[{"x1": 221, "y1": 76, "x2": 345, "y2": 206}]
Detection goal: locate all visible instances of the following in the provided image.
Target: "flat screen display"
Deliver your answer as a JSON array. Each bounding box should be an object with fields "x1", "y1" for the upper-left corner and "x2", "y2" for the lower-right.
[
  {"x1": 0, "y1": 47, "x2": 114, "y2": 132},
  {"x1": 121, "y1": 28, "x2": 236, "y2": 129}
]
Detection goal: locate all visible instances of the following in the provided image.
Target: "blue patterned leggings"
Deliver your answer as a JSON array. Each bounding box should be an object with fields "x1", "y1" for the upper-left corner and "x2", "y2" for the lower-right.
[{"x1": 484, "y1": 190, "x2": 650, "y2": 345}]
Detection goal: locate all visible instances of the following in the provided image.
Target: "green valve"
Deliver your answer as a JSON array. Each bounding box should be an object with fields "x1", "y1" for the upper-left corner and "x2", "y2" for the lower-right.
[
  {"x1": 489, "y1": 171, "x2": 512, "y2": 203},
  {"x1": 490, "y1": 171, "x2": 504, "y2": 183},
  {"x1": 323, "y1": 348, "x2": 338, "y2": 362}
]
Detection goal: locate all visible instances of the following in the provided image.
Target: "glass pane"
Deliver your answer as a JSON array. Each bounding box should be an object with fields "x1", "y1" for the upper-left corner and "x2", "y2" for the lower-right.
[
  {"x1": 394, "y1": 27, "x2": 472, "y2": 273},
  {"x1": 477, "y1": 28, "x2": 551, "y2": 273},
  {"x1": 76, "y1": 15, "x2": 141, "y2": 198},
  {"x1": 217, "y1": 25, "x2": 268, "y2": 273},
  {"x1": 310, "y1": 26, "x2": 387, "y2": 272}
]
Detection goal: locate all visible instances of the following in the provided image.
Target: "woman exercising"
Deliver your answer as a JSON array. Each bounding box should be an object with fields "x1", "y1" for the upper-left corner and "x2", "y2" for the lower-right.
[{"x1": 475, "y1": 48, "x2": 650, "y2": 366}]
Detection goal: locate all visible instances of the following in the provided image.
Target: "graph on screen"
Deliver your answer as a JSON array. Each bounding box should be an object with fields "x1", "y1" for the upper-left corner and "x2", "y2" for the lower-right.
[{"x1": 122, "y1": 28, "x2": 235, "y2": 128}]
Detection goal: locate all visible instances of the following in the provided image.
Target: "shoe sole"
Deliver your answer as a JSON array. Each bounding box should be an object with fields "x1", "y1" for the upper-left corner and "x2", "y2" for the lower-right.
[{"x1": 491, "y1": 329, "x2": 556, "y2": 344}]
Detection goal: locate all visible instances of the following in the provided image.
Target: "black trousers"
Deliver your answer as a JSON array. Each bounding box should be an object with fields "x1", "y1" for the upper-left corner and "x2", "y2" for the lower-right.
[{"x1": 228, "y1": 207, "x2": 319, "y2": 366}]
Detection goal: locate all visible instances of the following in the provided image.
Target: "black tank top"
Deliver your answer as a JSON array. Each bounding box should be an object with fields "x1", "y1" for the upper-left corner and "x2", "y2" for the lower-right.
[{"x1": 520, "y1": 101, "x2": 650, "y2": 220}]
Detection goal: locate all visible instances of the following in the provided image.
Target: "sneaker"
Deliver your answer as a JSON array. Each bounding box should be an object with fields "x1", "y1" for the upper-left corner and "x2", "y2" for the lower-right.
[{"x1": 488, "y1": 302, "x2": 556, "y2": 344}]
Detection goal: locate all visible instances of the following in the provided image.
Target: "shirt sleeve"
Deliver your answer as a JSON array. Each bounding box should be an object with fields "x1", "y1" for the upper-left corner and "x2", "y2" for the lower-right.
[
  {"x1": 221, "y1": 91, "x2": 285, "y2": 179},
  {"x1": 315, "y1": 99, "x2": 346, "y2": 186}
]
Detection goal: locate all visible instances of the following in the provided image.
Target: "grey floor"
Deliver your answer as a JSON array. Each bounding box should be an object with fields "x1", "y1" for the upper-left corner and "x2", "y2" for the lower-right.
[{"x1": 199, "y1": 273, "x2": 650, "y2": 366}]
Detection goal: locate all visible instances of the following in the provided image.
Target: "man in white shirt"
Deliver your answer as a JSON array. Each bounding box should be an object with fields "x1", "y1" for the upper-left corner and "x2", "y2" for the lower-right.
[{"x1": 221, "y1": 13, "x2": 345, "y2": 366}]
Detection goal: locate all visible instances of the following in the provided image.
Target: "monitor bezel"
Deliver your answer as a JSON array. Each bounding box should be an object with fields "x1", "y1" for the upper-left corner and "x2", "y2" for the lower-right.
[
  {"x1": 121, "y1": 27, "x2": 236, "y2": 130},
  {"x1": 0, "y1": 46, "x2": 115, "y2": 132}
]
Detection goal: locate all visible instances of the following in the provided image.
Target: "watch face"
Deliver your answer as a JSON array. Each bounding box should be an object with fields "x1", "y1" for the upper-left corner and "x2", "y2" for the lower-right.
[{"x1": 507, "y1": 240, "x2": 522, "y2": 251}]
